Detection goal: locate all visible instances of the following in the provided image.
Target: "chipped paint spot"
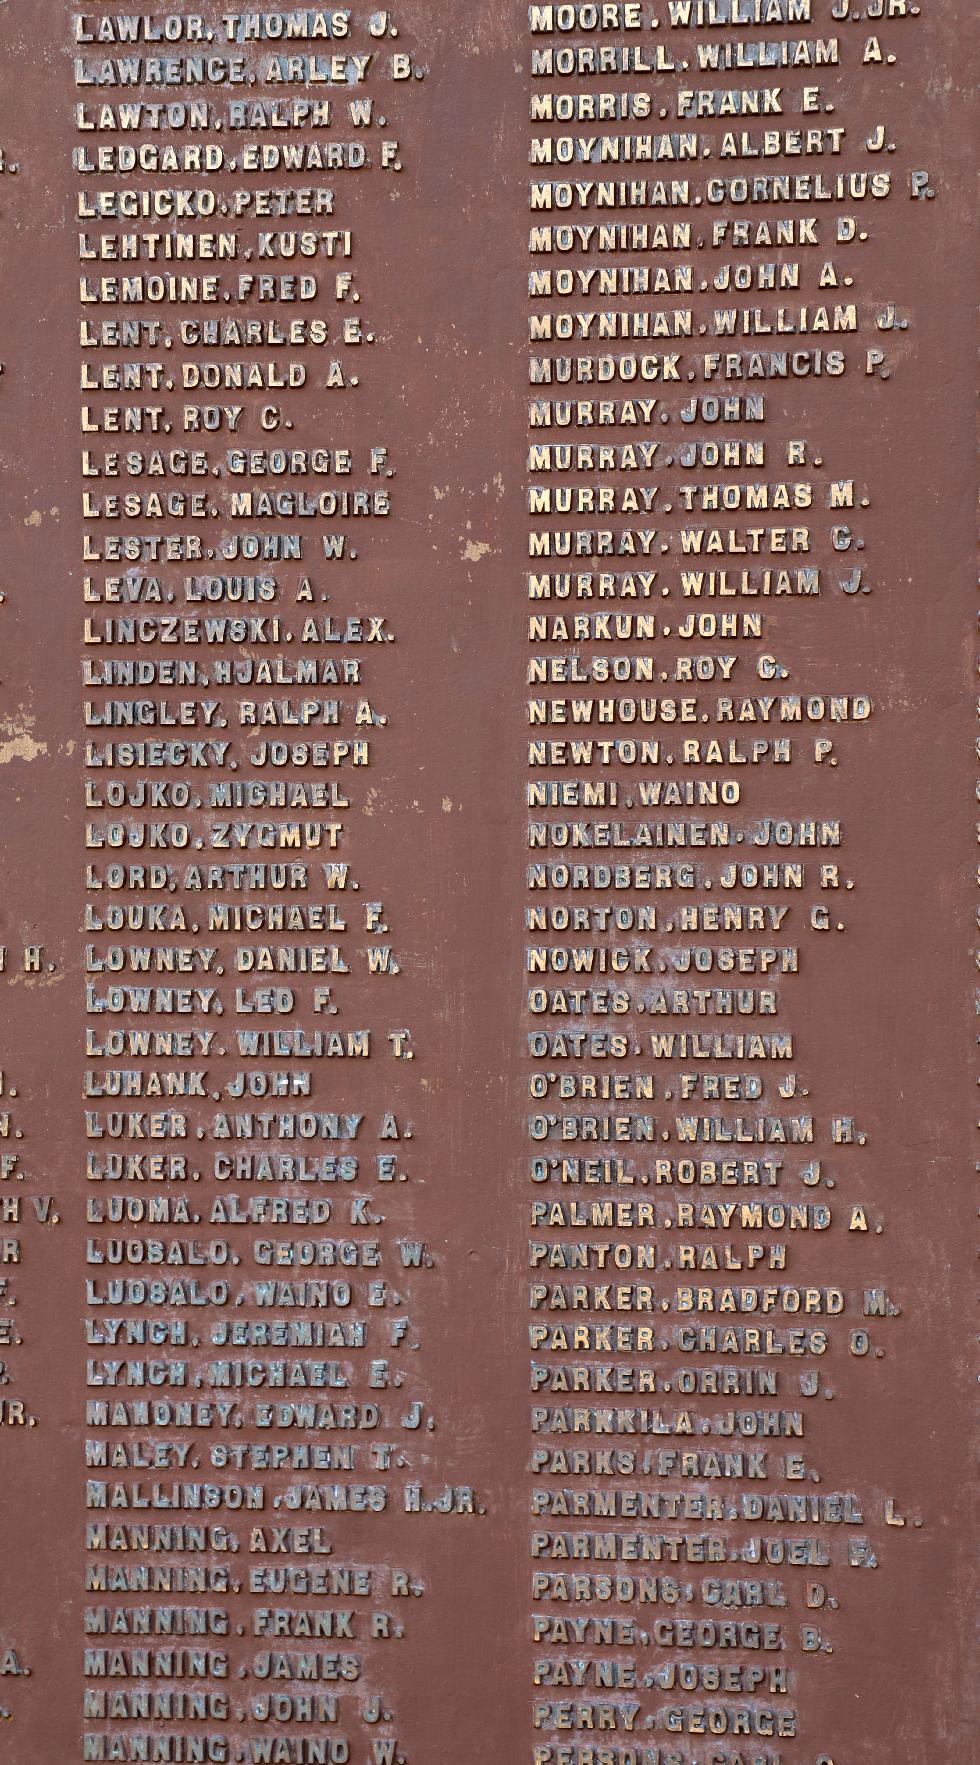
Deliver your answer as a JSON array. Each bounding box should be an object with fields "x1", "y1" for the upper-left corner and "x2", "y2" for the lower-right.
[
  {"x1": 462, "y1": 539, "x2": 491, "y2": 563},
  {"x1": 24, "y1": 509, "x2": 42, "y2": 527},
  {"x1": 0, "y1": 711, "x2": 46, "y2": 765},
  {"x1": 442, "y1": 797, "x2": 454, "y2": 813}
]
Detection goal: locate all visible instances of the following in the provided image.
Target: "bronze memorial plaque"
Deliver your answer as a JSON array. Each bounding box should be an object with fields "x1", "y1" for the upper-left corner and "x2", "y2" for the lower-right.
[{"x1": 0, "y1": 0, "x2": 973, "y2": 1760}]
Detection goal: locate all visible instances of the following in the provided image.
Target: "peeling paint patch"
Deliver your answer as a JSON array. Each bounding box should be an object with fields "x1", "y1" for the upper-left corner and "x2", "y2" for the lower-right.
[
  {"x1": 0, "y1": 711, "x2": 46, "y2": 765},
  {"x1": 462, "y1": 539, "x2": 491, "y2": 563}
]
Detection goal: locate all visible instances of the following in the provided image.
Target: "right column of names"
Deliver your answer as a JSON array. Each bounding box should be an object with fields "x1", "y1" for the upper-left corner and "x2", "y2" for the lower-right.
[{"x1": 523, "y1": 2, "x2": 972, "y2": 1762}]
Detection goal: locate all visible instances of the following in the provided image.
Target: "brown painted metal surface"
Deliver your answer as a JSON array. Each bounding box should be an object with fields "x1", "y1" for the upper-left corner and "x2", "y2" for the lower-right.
[{"x1": 0, "y1": 2, "x2": 974, "y2": 1761}]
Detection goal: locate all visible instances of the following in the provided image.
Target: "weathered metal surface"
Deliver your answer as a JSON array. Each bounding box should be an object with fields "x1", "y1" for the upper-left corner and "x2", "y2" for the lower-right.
[{"x1": 0, "y1": 2, "x2": 973, "y2": 1761}]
